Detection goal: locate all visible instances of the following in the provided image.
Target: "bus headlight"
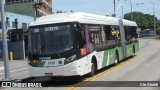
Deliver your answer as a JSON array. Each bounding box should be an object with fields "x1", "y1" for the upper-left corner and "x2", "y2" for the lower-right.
[{"x1": 64, "y1": 54, "x2": 76, "y2": 65}]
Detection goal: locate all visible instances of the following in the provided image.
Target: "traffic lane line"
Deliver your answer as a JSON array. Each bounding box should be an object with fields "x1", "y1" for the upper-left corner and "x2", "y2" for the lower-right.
[
  {"x1": 67, "y1": 53, "x2": 145, "y2": 90},
  {"x1": 67, "y1": 43, "x2": 159, "y2": 90},
  {"x1": 0, "y1": 67, "x2": 28, "y2": 75}
]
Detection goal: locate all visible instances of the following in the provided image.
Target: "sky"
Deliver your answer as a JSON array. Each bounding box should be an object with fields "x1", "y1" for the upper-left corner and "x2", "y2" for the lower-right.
[{"x1": 53, "y1": 0, "x2": 160, "y2": 19}]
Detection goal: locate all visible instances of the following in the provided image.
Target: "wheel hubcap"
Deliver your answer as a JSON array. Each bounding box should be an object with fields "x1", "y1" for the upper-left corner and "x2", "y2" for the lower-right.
[{"x1": 115, "y1": 59, "x2": 118, "y2": 64}]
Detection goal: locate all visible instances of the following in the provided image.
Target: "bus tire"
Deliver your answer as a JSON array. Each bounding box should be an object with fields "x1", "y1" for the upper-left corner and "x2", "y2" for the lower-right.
[
  {"x1": 88, "y1": 59, "x2": 97, "y2": 77},
  {"x1": 132, "y1": 46, "x2": 136, "y2": 57},
  {"x1": 114, "y1": 51, "x2": 119, "y2": 65}
]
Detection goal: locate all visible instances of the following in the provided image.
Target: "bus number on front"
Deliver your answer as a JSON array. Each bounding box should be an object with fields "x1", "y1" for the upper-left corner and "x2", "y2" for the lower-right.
[{"x1": 48, "y1": 61, "x2": 55, "y2": 65}]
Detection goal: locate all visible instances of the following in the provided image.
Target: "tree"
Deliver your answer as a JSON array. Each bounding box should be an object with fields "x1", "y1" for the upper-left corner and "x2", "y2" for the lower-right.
[
  {"x1": 156, "y1": 20, "x2": 160, "y2": 35},
  {"x1": 124, "y1": 11, "x2": 158, "y2": 30}
]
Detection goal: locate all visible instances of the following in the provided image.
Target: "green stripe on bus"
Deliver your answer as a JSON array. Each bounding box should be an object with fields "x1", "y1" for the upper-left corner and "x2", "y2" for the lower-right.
[
  {"x1": 102, "y1": 50, "x2": 109, "y2": 67},
  {"x1": 108, "y1": 49, "x2": 114, "y2": 65},
  {"x1": 126, "y1": 44, "x2": 133, "y2": 57}
]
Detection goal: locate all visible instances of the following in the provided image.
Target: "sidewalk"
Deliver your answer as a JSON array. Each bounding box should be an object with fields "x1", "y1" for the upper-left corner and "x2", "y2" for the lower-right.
[
  {"x1": 0, "y1": 58, "x2": 28, "y2": 71},
  {"x1": 0, "y1": 58, "x2": 27, "y2": 68},
  {"x1": 0, "y1": 58, "x2": 29, "y2": 80},
  {"x1": 0, "y1": 58, "x2": 4, "y2": 68}
]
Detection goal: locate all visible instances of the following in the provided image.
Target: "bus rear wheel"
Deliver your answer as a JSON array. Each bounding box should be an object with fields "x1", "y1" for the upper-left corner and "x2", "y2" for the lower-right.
[
  {"x1": 132, "y1": 46, "x2": 136, "y2": 57},
  {"x1": 114, "y1": 52, "x2": 119, "y2": 65}
]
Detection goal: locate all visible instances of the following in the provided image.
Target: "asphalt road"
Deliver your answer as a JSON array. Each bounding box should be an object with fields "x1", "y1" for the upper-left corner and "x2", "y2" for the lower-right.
[{"x1": 0, "y1": 39, "x2": 160, "y2": 90}]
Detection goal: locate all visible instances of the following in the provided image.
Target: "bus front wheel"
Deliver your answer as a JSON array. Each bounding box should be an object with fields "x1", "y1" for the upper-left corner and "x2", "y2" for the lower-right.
[{"x1": 88, "y1": 61, "x2": 96, "y2": 77}]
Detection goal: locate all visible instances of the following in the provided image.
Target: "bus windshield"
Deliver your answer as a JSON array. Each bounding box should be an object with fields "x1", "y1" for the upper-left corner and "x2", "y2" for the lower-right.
[{"x1": 28, "y1": 24, "x2": 73, "y2": 58}]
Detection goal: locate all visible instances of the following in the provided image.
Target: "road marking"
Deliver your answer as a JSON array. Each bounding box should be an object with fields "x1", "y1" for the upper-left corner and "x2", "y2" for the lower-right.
[
  {"x1": 0, "y1": 67, "x2": 4, "y2": 70},
  {"x1": 0, "y1": 67, "x2": 28, "y2": 75},
  {"x1": 68, "y1": 53, "x2": 145, "y2": 90},
  {"x1": 67, "y1": 43, "x2": 159, "y2": 90}
]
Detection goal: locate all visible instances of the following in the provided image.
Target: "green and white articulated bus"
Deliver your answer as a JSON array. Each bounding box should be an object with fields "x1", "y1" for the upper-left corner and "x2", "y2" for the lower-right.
[{"x1": 28, "y1": 12, "x2": 139, "y2": 77}]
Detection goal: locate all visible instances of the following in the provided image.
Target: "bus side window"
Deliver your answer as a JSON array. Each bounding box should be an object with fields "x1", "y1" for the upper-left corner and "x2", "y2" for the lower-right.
[
  {"x1": 105, "y1": 25, "x2": 116, "y2": 46},
  {"x1": 80, "y1": 29, "x2": 86, "y2": 48},
  {"x1": 124, "y1": 26, "x2": 131, "y2": 41},
  {"x1": 132, "y1": 27, "x2": 138, "y2": 38},
  {"x1": 105, "y1": 26, "x2": 112, "y2": 40},
  {"x1": 75, "y1": 24, "x2": 86, "y2": 49},
  {"x1": 124, "y1": 26, "x2": 138, "y2": 42},
  {"x1": 130, "y1": 26, "x2": 138, "y2": 41}
]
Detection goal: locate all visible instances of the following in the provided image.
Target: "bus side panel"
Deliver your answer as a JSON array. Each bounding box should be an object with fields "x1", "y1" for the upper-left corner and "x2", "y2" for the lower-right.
[
  {"x1": 113, "y1": 46, "x2": 123, "y2": 62},
  {"x1": 134, "y1": 42, "x2": 139, "y2": 53},
  {"x1": 126, "y1": 43, "x2": 134, "y2": 57},
  {"x1": 101, "y1": 46, "x2": 122, "y2": 68},
  {"x1": 97, "y1": 49, "x2": 114, "y2": 69},
  {"x1": 126, "y1": 41, "x2": 139, "y2": 57},
  {"x1": 117, "y1": 46, "x2": 123, "y2": 61},
  {"x1": 77, "y1": 55, "x2": 91, "y2": 75},
  {"x1": 78, "y1": 51, "x2": 99, "y2": 75},
  {"x1": 101, "y1": 49, "x2": 114, "y2": 68}
]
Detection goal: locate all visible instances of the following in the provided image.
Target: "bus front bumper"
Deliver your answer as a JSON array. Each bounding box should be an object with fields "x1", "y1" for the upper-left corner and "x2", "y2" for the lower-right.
[{"x1": 28, "y1": 60, "x2": 83, "y2": 77}]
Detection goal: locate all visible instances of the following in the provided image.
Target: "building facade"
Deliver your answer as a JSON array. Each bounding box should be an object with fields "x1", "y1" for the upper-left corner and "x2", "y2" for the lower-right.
[
  {"x1": 5, "y1": 0, "x2": 52, "y2": 18},
  {"x1": 36, "y1": 0, "x2": 52, "y2": 17}
]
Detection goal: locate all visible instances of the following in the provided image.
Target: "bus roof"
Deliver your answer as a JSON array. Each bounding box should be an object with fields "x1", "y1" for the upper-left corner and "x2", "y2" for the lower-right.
[
  {"x1": 30, "y1": 12, "x2": 137, "y2": 27},
  {"x1": 122, "y1": 19, "x2": 137, "y2": 26}
]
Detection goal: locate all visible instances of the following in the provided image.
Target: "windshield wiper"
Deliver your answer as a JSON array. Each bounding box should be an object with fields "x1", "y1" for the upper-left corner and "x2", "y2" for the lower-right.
[
  {"x1": 55, "y1": 51, "x2": 61, "y2": 58},
  {"x1": 40, "y1": 45, "x2": 62, "y2": 57},
  {"x1": 36, "y1": 44, "x2": 62, "y2": 58},
  {"x1": 52, "y1": 47, "x2": 61, "y2": 58}
]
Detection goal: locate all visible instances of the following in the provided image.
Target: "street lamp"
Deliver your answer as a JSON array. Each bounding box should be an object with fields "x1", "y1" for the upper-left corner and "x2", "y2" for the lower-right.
[
  {"x1": 15, "y1": 18, "x2": 18, "y2": 29},
  {"x1": 115, "y1": 5, "x2": 124, "y2": 18},
  {"x1": 152, "y1": 2, "x2": 157, "y2": 38},
  {"x1": 113, "y1": 0, "x2": 116, "y2": 14},
  {"x1": 108, "y1": 0, "x2": 120, "y2": 17},
  {"x1": 129, "y1": 0, "x2": 133, "y2": 21}
]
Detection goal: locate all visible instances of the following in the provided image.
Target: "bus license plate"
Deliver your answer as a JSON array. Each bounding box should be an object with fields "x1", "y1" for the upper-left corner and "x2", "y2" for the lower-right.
[{"x1": 45, "y1": 73, "x2": 53, "y2": 76}]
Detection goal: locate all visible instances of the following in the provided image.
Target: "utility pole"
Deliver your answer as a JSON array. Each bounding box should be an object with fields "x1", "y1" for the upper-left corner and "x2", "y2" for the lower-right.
[
  {"x1": 112, "y1": 0, "x2": 120, "y2": 17},
  {"x1": 0, "y1": 0, "x2": 11, "y2": 80},
  {"x1": 130, "y1": 0, "x2": 133, "y2": 21},
  {"x1": 113, "y1": 0, "x2": 116, "y2": 14},
  {"x1": 152, "y1": 3, "x2": 157, "y2": 38}
]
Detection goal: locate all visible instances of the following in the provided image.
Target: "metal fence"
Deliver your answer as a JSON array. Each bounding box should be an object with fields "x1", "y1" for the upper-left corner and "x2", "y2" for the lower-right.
[{"x1": 0, "y1": 41, "x2": 24, "y2": 60}]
